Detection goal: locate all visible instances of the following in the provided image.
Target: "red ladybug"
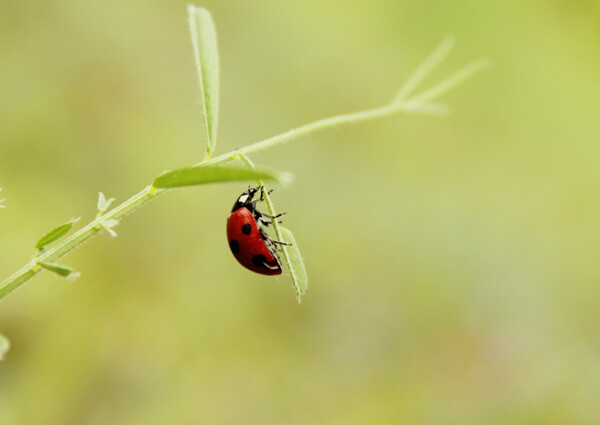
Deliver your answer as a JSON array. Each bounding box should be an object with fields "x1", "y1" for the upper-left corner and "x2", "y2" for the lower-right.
[{"x1": 226, "y1": 187, "x2": 288, "y2": 275}]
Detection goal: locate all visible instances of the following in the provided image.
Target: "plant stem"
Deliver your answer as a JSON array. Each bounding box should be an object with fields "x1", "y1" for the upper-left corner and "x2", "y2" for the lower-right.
[
  {"x1": 0, "y1": 186, "x2": 159, "y2": 300},
  {"x1": 199, "y1": 101, "x2": 434, "y2": 168},
  {"x1": 0, "y1": 102, "x2": 408, "y2": 301},
  {"x1": 0, "y1": 59, "x2": 485, "y2": 301},
  {"x1": 0, "y1": 100, "x2": 442, "y2": 301}
]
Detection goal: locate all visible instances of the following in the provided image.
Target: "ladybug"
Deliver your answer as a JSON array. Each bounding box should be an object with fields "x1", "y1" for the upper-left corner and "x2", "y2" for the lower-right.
[{"x1": 227, "y1": 187, "x2": 289, "y2": 275}]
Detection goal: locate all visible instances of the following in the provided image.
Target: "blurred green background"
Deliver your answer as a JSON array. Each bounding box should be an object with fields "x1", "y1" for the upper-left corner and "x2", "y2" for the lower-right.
[{"x1": 1, "y1": 0, "x2": 600, "y2": 424}]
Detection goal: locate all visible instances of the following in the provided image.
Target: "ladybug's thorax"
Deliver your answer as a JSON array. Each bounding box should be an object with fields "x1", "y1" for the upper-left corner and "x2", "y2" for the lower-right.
[{"x1": 231, "y1": 187, "x2": 258, "y2": 213}]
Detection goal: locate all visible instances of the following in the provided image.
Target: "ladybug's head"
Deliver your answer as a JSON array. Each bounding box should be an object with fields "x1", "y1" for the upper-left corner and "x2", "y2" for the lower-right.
[{"x1": 231, "y1": 186, "x2": 259, "y2": 212}]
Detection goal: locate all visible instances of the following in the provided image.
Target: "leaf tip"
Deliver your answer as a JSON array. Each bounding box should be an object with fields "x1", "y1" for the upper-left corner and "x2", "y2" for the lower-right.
[
  {"x1": 278, "y1": 171, "x2": 294, "y2": 187},
  {"x1": 295, "y1": 288, "x2": 307, "y2": 304},
  {"x1": 67, "y1": 271, "x2": 81, "y2": 281}
]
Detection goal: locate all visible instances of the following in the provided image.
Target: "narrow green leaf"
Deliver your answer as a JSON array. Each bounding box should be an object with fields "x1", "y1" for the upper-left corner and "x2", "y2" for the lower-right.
[
  {"x1": 153, "y1": 164, "x2": 286, "y2": 188},
  {"x1": 404, "y1": 58, "x2": 491, "y2": 106},
  {"x1": 188, "y1": 5, "x2": 220, "y2": 156},
  {"x1": 279, "y1": 227, "x2": 308, "y2": 302},
  {"x1": 236, "y1": 154, "x2": 306, "y2": 301},
  {"x1": 0, "y1": 333, "x2": 10, "y2": 360},
  {"x1": 38, "y1": 261, "x2": 75, "y2": 277},
  {"x1": 35, "y1": 218, "x2": 78, "y2": 251},
  {"x1": 97, "y1": 192, "x2": 116, "y2": 214},
  {"x1": 392, "y1": 35, "x2": 455, "y2": 104}
]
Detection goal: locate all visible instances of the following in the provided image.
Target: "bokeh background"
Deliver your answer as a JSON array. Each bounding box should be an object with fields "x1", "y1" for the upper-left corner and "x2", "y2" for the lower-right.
[{"x1": 1, "y1": 0, "x2": 600, "y2": 424}]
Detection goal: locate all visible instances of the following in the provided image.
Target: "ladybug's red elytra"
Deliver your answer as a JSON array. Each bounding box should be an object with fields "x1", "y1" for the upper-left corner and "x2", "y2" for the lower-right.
[{"x1": 226, "y1": 187, "x2": 289, "y2": 275}]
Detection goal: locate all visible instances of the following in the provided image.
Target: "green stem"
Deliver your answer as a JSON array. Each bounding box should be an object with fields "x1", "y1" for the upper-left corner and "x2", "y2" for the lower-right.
[
  {"x1": 0, "y1": 25, "x2": 489, "y2": 303},
  {"x1": 0, "y1": 186, "x2": 159, "y2": 300},
  {"x1": 0, "y1": 103, "x2": 405, "y2": 301},
  {"x1": 0, "y1": 100, "x2": 438, "y2": 301},
  {"x1": 0, "y1": 54, "x2": 486, "y2": 301},
  {"x1": 197, "y1": 57, "x2": 488, "y2": 169},
  {"x1": 199, "y1": 102, "x2": 423, "y2": 168}
]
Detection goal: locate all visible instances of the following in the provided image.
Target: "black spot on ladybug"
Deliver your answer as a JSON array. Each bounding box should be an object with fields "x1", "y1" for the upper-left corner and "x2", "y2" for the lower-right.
[
  {"x1": 252, "y1": 254, "x2": 267, "y2": 267},
  {"x1": 241, "y1": 223, "x2": 252, "y2": 235},
  {"x1": 229, "y1": 240, "x2": 240, "y2": 254}
]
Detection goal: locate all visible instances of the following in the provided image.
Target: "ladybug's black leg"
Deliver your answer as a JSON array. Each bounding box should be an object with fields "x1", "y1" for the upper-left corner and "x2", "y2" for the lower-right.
[
  {"x1": 256, "y1": 188, "x2": 273, "y2": 203},
  {"x1": 261, "y1": 212, "x2": 286, "y2": 220},
  {"x1": 258, "y1": 227, "x2": 291, "y2": 247},
  {"x1": 255, "y1": 209, "x2": 285, "y2": 226},
  {"x1": 259, "y1": 187, "x2": 274, "y2": 199},
  {"x1": 253, "y1": 209, "x2": 285, "y2": 219},
  {"x1": 258, "y1": 218, "x2": 284, "y2": 229},
  {"x1": 264, "y1": 235, "x2": 292, "y2": 246}
]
